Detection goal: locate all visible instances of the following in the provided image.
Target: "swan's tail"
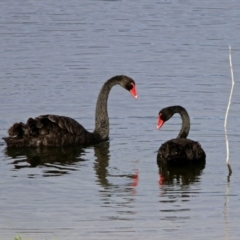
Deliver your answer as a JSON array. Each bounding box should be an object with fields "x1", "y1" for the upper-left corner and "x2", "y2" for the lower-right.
[{"x1": 2, "y1": 137, "x2": 33, "y2": 147}]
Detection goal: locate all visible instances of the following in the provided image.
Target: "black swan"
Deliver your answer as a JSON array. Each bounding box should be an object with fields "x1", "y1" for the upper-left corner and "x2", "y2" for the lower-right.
[
  {"x1": 156, "y1": 105, "x2": 206, "y2": 167},
  {"x1": 3, "y1": 75, "x2": 137, "y2": 147}
]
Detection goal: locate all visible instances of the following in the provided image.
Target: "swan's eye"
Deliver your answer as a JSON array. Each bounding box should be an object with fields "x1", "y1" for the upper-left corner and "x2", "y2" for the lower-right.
[{"x1": 159, "y1": 113, "x2": 164, "y2": 121}]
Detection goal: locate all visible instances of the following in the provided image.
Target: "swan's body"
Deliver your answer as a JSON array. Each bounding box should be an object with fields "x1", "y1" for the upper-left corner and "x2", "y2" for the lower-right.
[
  {"x1": 3, "y1": 75, "x2": 137, "y2": 147},
  {"x1": 156, "y1": 106, "x2": 206, "y2": 167}
]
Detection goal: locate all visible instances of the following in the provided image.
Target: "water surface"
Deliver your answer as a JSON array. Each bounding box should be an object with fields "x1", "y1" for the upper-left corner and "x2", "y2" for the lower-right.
[{"x1": 0, "y1": 0, "x2": 240, "y2": 239}]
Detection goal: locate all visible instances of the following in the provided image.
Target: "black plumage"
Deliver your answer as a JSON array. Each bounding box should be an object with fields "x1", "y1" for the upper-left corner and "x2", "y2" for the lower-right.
[
  {"x1": 156, "y1": 106, "x2": 206, "y2": 167},
  {"x1": 3, "y1": 75, "x2": 137, "y2": 147}
]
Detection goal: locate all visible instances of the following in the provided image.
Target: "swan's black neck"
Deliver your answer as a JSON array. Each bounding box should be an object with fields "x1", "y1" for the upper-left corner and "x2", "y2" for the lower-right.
[
  {"x1": 93, "y1": 76, "x2": 124, "y2": 140},
  {"x1": 172, "y1": 106, "x2": 190, "y2": 139}
]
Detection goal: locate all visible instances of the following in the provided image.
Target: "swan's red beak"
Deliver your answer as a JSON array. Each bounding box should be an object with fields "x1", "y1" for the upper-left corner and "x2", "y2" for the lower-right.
[
  {"x1": 130, "y1": 83, "x2": 137, "y2": 99},
  {"x1": 157, "y1": 114, "x2": 164, "y2": 129}
]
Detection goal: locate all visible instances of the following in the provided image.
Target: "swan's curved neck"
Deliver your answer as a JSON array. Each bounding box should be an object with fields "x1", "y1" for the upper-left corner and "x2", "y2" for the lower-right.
[
  {"x1": 93, "y1": 76, "x2": 121, "y2": 140},
  {"x1": 174, "y1": 106, "x2": 190, "y2": 139}
]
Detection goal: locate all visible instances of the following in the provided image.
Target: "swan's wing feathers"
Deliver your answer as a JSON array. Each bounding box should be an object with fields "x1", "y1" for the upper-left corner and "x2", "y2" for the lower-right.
[
  {"x1": 158, "y1": 138, "x2": 206, "y2": 166},
  {"x1": 192, "y1": 141, "x2": 206, "y2": 159},
  {"x1": 40, "y1": 115, "x2": 87, "y2": 135},
  {"x1": 7, "y1": 115, "x2": 87, "y2": 139},
  {"x1": 7, "y1": 123, "x2": 23, "y2": 137},
  {"x1": 160, "y1": 140, "x2": 186, "y2": 159}
]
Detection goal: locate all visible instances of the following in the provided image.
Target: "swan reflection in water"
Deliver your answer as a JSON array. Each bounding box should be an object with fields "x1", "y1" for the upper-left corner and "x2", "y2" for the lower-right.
[
  {"x1": 4, "y1": 142, "x2": 139, "y2": 222},
  {"x1": 158, "y1": 163, "x2": 205, "y2": 224},
  {"x1": 4, "y1": 146, "x2": 87, "y2": 177},
  {"x1": 4, "y1": 142, "x2": 139, "y2": 191},
  {"x1": 94, "y1": 141, "x2": 138, "y2": 190},
  {"x1": 158, "y1": 163, "x2": 205, "y2": 186},
  {"x1": 94, "y1": 141, "x2": 139, "y2": 220}
]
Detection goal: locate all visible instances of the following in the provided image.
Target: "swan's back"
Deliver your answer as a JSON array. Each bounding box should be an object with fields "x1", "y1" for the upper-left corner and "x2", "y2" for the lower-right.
[
  {"x1": 157, "y1": 138, "x2": 206, "y2": 167},
  {"x1": 3, "y1": 115, "x2": 98, "y2": 147}
]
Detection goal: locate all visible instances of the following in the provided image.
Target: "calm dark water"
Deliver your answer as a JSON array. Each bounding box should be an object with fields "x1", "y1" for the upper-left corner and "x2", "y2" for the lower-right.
[{"x1": 0, "y1": 0, "x2": 240, "y2": 239}]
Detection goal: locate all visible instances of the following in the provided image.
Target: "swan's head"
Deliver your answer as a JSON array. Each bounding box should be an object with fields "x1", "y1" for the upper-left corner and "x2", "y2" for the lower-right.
[
  {"x1": 157, "y1": 107, "x2": 174, "y2": 129},
  {"x1": 119, "y1": 76, "x2": 137, "y2": 99}
]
